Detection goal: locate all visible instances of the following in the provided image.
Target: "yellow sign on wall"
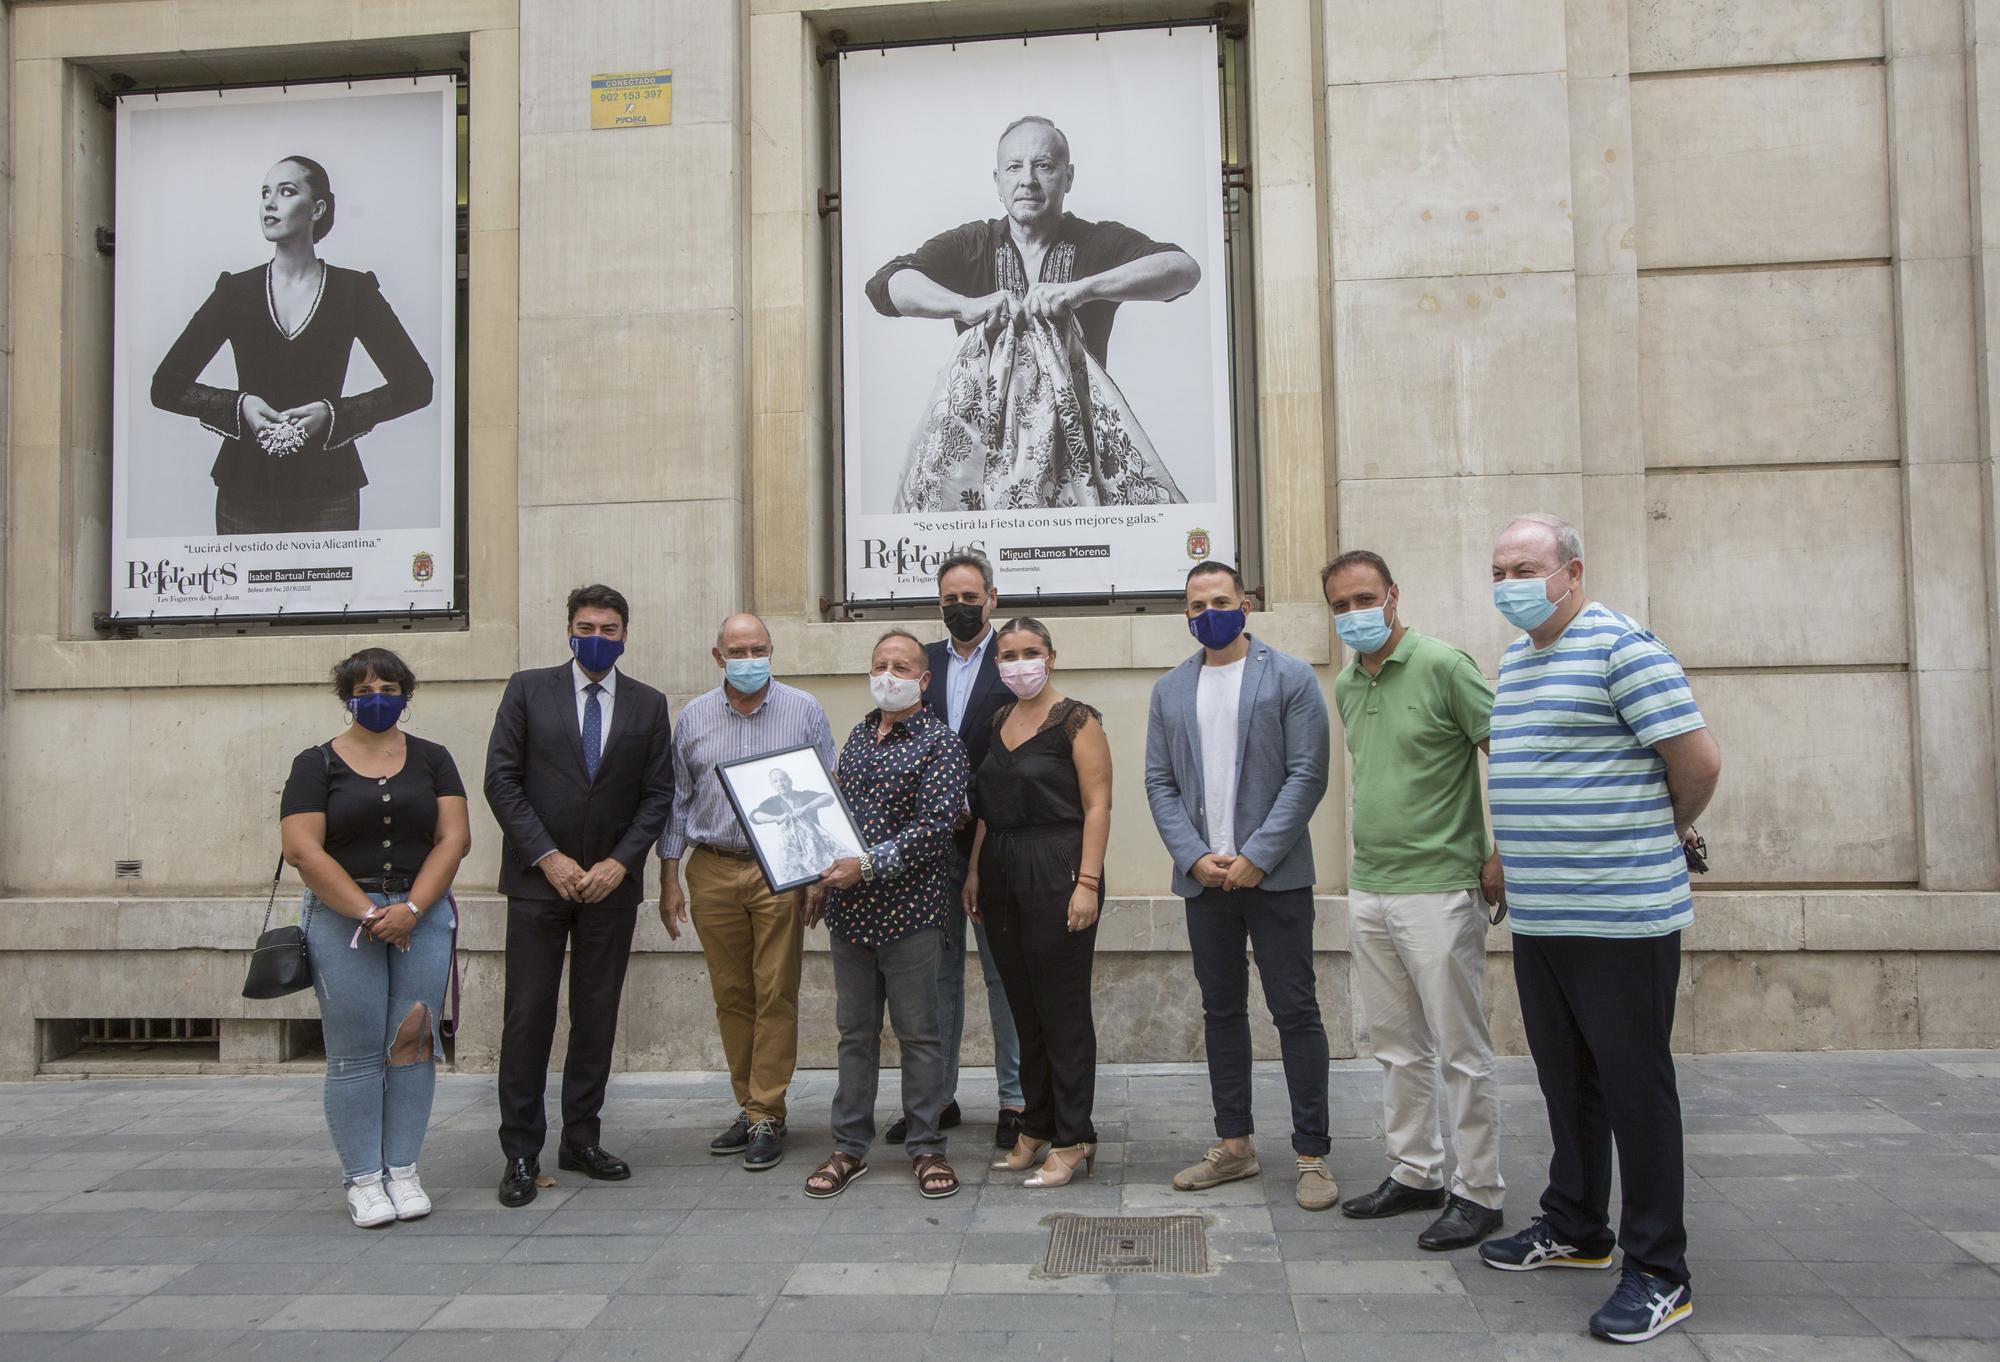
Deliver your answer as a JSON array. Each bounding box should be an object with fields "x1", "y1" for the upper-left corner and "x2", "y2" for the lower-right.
[{"x1": 591, "y1": 71, "x2": 673, "y2": 130}]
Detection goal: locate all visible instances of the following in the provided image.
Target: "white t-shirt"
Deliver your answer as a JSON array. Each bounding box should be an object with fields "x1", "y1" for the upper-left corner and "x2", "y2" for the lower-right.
[{"x1": 1196, "y1": 657, "x2": 1247, "y2": 857}]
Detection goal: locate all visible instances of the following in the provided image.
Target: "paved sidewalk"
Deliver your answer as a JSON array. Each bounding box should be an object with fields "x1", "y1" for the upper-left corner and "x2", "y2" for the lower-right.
[{"x1": 1, "y1": 1051, "x2": 1997, "y2": 1361}]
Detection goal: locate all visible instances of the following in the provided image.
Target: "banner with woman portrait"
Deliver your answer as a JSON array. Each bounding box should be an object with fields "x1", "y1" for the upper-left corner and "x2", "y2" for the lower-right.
[
  {"x1": 110, "y1": 76, "x2": 458, "y2": 621},
  {"x1": 838, "y1": 25, "x2": 1235, "y2": 602}
]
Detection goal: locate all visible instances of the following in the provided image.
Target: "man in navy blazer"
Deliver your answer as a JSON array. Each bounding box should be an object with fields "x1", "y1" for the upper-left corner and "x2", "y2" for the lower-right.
[
  {"x1": 1145, "y1": 560, "x2": 1335, "y2": 1210},
  {"x1": 898, "y1": 551, "x2": 1025, "y2": 1149},
  {"x1": 484, "y1": 584, "x2": 675, "y2": 1207}
]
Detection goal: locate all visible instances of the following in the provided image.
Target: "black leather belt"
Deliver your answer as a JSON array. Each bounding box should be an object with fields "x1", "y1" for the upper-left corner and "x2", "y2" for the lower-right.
[
  {"x1": 353, "y1": 875, "x2": 414, "y2": 895},
  {"x1": 697, "y1": 844, "x2": 756, "y2": 861}
]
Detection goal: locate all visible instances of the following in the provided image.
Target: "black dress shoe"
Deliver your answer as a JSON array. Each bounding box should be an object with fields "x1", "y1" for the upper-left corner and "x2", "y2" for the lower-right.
[
  {"x1": 497, "y1": 1157, "x2": 540, "y2": 1208},
  {"x1": 995, "y1": 1108, "x2": 1026, "y2": 1150},
  {"x1": 711, "y1": 1114, "x2": 751, "y2": 1155},
  {"x1": 1341, "y1": 1176, "x2": 1449, "y2": 1220},
  {"x1": 886, "y1": 1100, "x2": 962, "y2": 1145},
  {"x1": 558, "y1": 1144, "x2": 632, "y2": 1181},
  {"x1": 743, "y1": 1118, "x2": 784, "y2": 1172},
  {"x1": 1418, "y1": 1194, "x2": 1504, "y2": 1251}
]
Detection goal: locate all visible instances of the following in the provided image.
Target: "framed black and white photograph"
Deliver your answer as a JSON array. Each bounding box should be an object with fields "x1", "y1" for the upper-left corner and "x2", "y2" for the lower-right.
[
  {"x1": 717, "y1": 744, "x2": 867, "y2": 894},
  {"x1": 109, "y1": 75, "x2": 459, "y2": 621},
  {"x1": 838, "y1": 25, "x2": 1234, "y2": 601}
]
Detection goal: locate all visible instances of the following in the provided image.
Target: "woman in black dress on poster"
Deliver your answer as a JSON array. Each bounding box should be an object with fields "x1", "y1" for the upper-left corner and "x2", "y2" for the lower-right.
[
  {"x1": 963, "y1": 617, "x2": 1113, "y2": 1189},
  {"x1": 150, "y1": 155, "x2": 434, "y2": 535}
]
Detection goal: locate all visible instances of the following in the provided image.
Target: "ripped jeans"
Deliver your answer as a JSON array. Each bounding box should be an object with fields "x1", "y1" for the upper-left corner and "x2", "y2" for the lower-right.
[{"x1": 304, "y1": 891, "x2": 456, "y2": 1183}]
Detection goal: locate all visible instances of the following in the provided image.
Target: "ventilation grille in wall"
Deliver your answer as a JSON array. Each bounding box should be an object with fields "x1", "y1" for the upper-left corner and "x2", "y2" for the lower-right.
[
  {"x1": 82, "y1": 1018, "x2": 218, "y2": 1046},
  {"x1": 113, "y1": 860, "x2": 143, "y2": 880}
]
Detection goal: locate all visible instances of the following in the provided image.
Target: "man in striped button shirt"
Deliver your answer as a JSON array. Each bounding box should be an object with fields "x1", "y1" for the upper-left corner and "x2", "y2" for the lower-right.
[
  {"x1": 1475, "y1": 514, "x2": 1721, "y2": 1347},
  {"x1": 658, "y1": 613, "x2": 837, "y2": 1172}
]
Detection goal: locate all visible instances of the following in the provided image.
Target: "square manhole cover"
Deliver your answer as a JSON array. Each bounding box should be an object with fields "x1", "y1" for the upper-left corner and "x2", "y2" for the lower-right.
[{"x1": 1041, "y1": 1214, "x2": 1210, "y2": 1277}]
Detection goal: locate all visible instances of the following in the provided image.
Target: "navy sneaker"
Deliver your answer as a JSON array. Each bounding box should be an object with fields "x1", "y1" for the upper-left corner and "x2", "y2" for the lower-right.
[
  {"x1": 1589, "y1": 1267, "x2": 1692, "y2": 1343},
  {"x1": 1477, "y1": 1215, "x2": 1616, "y2": 1271}
]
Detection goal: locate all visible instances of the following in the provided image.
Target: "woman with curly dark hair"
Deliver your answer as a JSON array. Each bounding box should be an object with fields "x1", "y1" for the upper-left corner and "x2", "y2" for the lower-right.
[{"x1": 280, "y1": 648, "x2": 470, "y2": 1227}]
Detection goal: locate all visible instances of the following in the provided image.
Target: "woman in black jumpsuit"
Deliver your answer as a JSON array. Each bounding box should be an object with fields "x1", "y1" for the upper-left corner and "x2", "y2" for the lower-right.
[
  {"x1": 965, "y1": 618, "x2": 1114, "y2": 1188},
  {"x1": 151, "y1": 155, "x2": 434, "y2": 535}
]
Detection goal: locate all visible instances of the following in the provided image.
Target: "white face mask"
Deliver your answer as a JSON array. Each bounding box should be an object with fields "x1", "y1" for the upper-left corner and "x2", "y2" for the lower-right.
[{"x1": 869, "y1": 670, "x2": 922, "y2": 713}]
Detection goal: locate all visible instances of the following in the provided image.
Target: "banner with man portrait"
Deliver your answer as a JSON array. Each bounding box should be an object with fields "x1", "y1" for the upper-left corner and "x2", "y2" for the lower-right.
[
  {"x1": 838, "y1": 26, "x2": 1235, "y2": 601},
  {"x1": 109, "y1": 76, "x2": 458, "y2": 621}
]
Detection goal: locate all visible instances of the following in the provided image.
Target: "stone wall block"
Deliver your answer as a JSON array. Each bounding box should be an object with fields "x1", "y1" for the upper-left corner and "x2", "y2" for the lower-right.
[
  {"x1": 1568, "y1": 77, "x2": 1638, "y2": 278},
  {"x1": 1912, "y1": 667, "x2": 2000, "y2": 888},
  {"x1": 1334, "y1": 272, "x2": 1582, "y2": 481},
  {"x1": 518, "y1": 309, "x2": 741, "y2": 508},
  {"x1": 519, "y1": 123, "x2": 738, "y2": 320},
  {"x1": 1916, "y1": 953, "x2": 2000, "y2": 1045},
  {"x1": 1889, "y1": 50, "x2": 1976, "y2": 260},
  {"x1": 1329, "y1": 74, "x2": 1575, "y2": 280},
  {"x1": 1691, "y1": 952, "x2": 1920, "y2": 1051},
  {"x1": 1646, "y1": 466, "x2": 1907, "y2": 667},
  {"x1": 1629, "y1": 0, "x2": 1885, "y2": 72},
  {"x1": 1897, "y1": 256, "x2": 1982, "y2": 464},
  {"x1": 1578, "y1": 271, "x2": 1644, "y2": 476},
  {"x1": 1691, "y1": 673, "x2": 1921, "y2": 884},
  {"x1": 1632, "y1": 66, "x2": 1893, "y2": 269},
  {"x1": 1565, "y1": 0, "x2": 1633, "y2": 79},
  {"x1": 1639, "y1": 266, "x2": 1899, "y2": 468},
  {"x1": 1325, "y1": 0, "x2": 1564, "y2": 84}
]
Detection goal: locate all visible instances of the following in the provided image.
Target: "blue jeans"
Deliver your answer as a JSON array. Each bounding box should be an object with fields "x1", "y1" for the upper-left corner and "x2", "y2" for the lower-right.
[
  {"x1": 939, "y1": 855, "x2": 1024, "y2": 1110},
  {"x1": 304, "y1": 891, "x2": 456, "y2": 1182}
]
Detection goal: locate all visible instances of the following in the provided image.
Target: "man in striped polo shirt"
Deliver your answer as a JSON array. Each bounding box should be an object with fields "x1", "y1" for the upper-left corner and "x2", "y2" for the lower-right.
[{"x1": 1475, "y1": 514, "x2": 1721, "y2": 1346}]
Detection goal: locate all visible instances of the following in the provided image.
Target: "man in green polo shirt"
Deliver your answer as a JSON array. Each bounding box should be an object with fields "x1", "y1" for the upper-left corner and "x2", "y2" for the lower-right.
[{"x1": 1323, "y1": 549, "x2": 1506, "y2": 1251}]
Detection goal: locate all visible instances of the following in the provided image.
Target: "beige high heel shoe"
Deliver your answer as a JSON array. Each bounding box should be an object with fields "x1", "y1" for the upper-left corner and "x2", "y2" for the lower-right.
[
  {"x1": 1024, "y1": 1142, "x2": 1096, "y2": 1188},
  {"x1": 991, "y1": 1135, "x2": 1051, "y2": 1172}
]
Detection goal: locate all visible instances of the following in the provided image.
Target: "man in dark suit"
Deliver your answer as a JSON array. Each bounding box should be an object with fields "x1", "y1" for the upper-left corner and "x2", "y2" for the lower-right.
[
  {"x1": 484, "y1": 583, "x2": 675, "y2": 1207},
  {"x1": 888, "y1": 551, "x2": 1024, "y2": 1150}
]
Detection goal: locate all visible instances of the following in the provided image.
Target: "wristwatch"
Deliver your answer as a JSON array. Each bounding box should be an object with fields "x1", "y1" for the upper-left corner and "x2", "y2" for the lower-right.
[{"x1": 858, "y1": 850, "x2": 876, "y2": 883}]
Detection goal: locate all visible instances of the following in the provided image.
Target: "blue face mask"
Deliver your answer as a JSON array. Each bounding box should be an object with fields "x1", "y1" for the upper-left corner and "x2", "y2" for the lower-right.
[
  {"x1": 1188, "y1": 606, "x2": 1248, "y2": 651},
  {"x1": 1493, "y1": 570, "x2": 1572, "y2": 631},
  {"x1": 570, "y1": 632, "x2": 625, "y2": 674},
  {"x1": 1335, "y1": 606, "x2": 1391, "y2": 654},
  {"x1": 347, "y1": 692, "x2": 407, "y2": 733},
  {"x1": 724, "y1": 656, "x2": 772, "y2": 694}
]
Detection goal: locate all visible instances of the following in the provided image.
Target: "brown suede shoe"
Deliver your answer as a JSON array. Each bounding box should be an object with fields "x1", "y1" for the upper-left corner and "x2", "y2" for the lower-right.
[
  {"x1": 1172, "y1": 1143, "x2": 1261, "y2": 1191},
  {"x1": 1295, "y1": 1155, "x2": 1339, "y2": 1211}
]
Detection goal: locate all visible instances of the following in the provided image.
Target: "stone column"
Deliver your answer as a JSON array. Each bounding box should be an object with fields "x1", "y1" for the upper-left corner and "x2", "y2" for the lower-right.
[
  {"x1": 516, "y1": 0, "x2": 746, "y2": 696},
  {"x1": 1891, "y1": 0, "x2": 2000, "y2": 888}
]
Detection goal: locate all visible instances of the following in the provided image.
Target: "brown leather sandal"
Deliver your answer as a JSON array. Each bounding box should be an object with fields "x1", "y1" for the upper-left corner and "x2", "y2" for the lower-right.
[
  {"x1": 912, "y1": 1153, "x2": 960, "y2": 1199},
  {"x1": 804, "y1": 1151, "x2": 868, "y2": 1199}
]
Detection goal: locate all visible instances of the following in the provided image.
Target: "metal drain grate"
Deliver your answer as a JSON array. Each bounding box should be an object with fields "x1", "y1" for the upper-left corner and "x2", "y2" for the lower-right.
[{"x1": 1041, "y1": 1214, "x2": 1210, "y2": 1277}]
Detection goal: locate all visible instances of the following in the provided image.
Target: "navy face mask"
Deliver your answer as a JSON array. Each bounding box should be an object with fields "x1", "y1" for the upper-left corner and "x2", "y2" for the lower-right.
[
  {"x1": 570, "y1": 632, "x2": 625, "y2": 674},
  {"x1": 347, "y1": 692, "x2": 407, "y2": 732},
  {"x1": 1188, "y1": 606, "x2": 1248, "y2": 651}
]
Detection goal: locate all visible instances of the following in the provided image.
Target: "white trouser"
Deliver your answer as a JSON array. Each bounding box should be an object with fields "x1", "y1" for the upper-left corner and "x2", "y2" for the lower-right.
[{"x1": 1349, "y1": 888, "x2": 1505, "y2": 1210}]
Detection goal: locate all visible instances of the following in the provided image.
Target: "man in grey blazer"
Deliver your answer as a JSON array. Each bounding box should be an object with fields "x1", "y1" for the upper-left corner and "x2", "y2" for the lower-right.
[{"x1": 1145, "y1": 560, "x2": 1335, "y2": 1210}]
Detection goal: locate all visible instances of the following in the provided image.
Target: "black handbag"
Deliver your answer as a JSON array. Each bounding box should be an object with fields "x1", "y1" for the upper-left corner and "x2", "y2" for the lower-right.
[{"x1": 242, "y1": 854, "x2": 316, "y2": 1000}]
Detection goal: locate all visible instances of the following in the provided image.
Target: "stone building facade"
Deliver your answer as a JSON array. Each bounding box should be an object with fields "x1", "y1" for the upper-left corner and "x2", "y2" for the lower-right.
[{"x1": 0, "y1": 0, "x2": 1995, "y2": 1078}]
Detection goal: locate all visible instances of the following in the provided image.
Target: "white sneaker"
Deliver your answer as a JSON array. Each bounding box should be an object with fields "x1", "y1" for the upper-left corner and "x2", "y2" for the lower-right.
[
  {"x1": 384, "y1": 1165, "x2": 431, "y2": 1220},
  {"x1": 347, "y1": 1173, "x2": 396, "y2": 1228}
]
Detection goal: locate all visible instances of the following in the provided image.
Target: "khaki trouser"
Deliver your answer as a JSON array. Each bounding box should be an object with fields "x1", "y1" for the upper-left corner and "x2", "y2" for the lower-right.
[
  {"x1": 1349, "y1": 888, "x2": 1505, "y2": 1210},
  {"x1": 686, "y1": 847, "x2": 804, "y2": 1123}
]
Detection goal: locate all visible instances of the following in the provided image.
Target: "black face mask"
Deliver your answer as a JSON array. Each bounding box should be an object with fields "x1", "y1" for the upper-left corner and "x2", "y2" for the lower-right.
[{"x1": 942, "y1": 602, "x2": 987, "y2": 643}]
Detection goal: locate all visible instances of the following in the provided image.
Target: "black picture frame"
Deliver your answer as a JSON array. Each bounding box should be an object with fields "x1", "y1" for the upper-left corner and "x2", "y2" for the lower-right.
[{"x1": 715, "y1": 742, "x2": 867, "y2": 894}]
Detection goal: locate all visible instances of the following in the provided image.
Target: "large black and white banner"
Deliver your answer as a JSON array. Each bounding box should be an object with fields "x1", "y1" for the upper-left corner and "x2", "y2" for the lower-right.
[
  {"x1": 111, "y1": 76, "x2": 458, "y2": 621},
  {"x1": 838, "y1": 26, "x2": 1234, "y2": 601}
]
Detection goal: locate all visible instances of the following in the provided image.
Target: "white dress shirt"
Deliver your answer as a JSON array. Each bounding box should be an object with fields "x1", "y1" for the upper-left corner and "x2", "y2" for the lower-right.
[
  {"x1": 572, "y1": 658, "x2": 619, "y2": 740},
  {"x1": 944, "y1": 628, "x2": 994, "y2": 733}
]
